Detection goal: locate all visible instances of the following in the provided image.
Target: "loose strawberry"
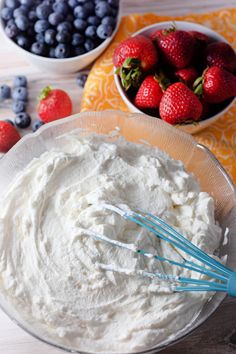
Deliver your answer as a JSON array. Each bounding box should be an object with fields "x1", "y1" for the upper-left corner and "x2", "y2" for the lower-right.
[
  {"x1": 159, "y1": 82, "x2": 202, "y2": 124},
  {"x1": 194, "y1": 66, "x2": 236, "y2": 103},
  {"x1": 0, "y1": 121, "x2": 21, "y2": 152},
  {"x1": 152, "y1": 27, "x2": 195, "y2": 69},
  {"x1": 189, "y1": 31, "x2": 209, "y2": 45},
  {"x1": 134, "y1": 75, "x2": 165, "y2": 110},
  {"x1": 174, "y1": 66, "x2": 198, "y2": 87},
  {"x1": 205, "y1": 42, "x2": 236, "y2": 73},
  {"x1": 113, "y1": 35, "x2": 158, "y2": 90},
  {"x1": 37, "y1": 86, "x2": 72, "y2": 123}
]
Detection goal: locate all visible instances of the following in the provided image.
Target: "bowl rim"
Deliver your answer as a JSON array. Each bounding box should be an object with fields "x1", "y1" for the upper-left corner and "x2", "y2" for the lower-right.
[
  {"x1": 0, "y1": 0, "x2": 122, "y2": 63},
  {"x1": 113, "y1": 20, "x2": 236, "y2": 131}
]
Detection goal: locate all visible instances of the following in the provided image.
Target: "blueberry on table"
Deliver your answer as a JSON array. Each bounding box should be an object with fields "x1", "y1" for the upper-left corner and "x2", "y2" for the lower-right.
[
  {"x1": 14, "y1": 75, "x2": 27, "y2": 87},
  {"x1": 56, "y1": 30, "x2": 71, "y2": 44},
  {"x1": 102, "y1": 16, "x2": 116, "y2": 27},
  {"x1": 44, "y1": 29, "x2": 56, "y2": 45},
  {"x1": 84, "y1": 38, "x2": 96, "y2": 52},
  {"x1": 88, "y1": 16, "x2": 100, "y2": 26},
  {"x1": 57, "y1": 21, "x2": 72, "y2": 33},
  {"x1": 55, "y1": 43, "x2": 70, "y2": 58},
  {"x1": 74, "y1": 5, "x2": 89, "y2": 19},
  {"x1": 0, "y1": 85, "x2": 11, "y2": 100},
  {"x1": 34, "y1": 19, "x2": 50, "y2": 33},
  {"x1": 5, "y1": 0, "x2": 20, "y2": 9},
  {"x1": 12, "y1": 86, "x2": 28, "y2": 101},
  {"x1": 31, "y1": 42, "x2": 46, "y2": 56},
  {"x1": 53, "y1": 2, "x2": 69, "y2": 15},
  {"x1": 1, "y1": 8, "x2": 14, "y2": 21},
  {"x1": 15, "y1": 112, "x2": 31, "y2": 129},
  {"x1": 15, "y1": 15, "x2": 29, "y2": 31},
  {"x1": 73, "y1": 18, "x2": 87, "y2": 31},
  {"x1": 76, "y1": 73, "x2": 88, "y2": 88},
  {"x1": 85, "y1": 25, "x2": 98, "y2": 39},
  {"x1": 12, "y1": 100, "x2": 26, "y2": 114},
  {"x1": 95, "y1": 1, "x2": 112, "y2": 18},
  {"x1": 73, "y1": 46, "x2": 86, "y2": 56},
  {"x1": 48, "y1": 12, "x2": 63, "y2": 26},
  {"x1": 97, "y1": 24, "x2": 113, "y2": 39},
  {"x1": 5, "y1": 22, "x2": 18, "y2": 38},
  {"x1": 36, "y1": 4, "x2": 52, "y2": 20},
  {"x1": 72, "y1": 33, "x2": 84, "y2": 46},
  {"x1": 32, "y1": 119, "x2": 44, "y2": 132}
]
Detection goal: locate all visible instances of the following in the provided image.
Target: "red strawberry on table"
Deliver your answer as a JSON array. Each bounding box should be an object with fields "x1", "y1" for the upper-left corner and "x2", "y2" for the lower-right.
[
  {"x1": 38, "y1": 86, "x2": 72, "y2": 123},
  {"x1": 205, "y1": 42, "x2": 236, "y2": 73},
  {"x1": 159, "y1": 82, "x2": 202, "y2": 124},
  {"x1": 174, "y1": 66, "x2": 198, "y2": 87},
  {"x1": 152, "y1": 27, "x2": 195, "y2": 69},
  {"x1": 194, "y1": 66, "x2": 236, "y2": 103},
  {"x1": 0, "y1": 121, "x2": 21, "y2": 152},
  {"x1": 134, "y1": 75, "x2": 164, "y2": 110},
  {"x1": 113, "y1": 35, "x2": 158, "y2": 90}
]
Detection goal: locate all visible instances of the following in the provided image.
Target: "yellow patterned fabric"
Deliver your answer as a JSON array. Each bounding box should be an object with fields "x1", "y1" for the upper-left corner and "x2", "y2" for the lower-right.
[{"x1": 81, "y1": 9, "x2": 236, "y2": 183}]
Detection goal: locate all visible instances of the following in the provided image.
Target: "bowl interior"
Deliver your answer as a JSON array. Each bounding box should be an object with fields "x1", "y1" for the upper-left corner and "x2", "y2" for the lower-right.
[{"x1": 0, "y1": 110, "x2": 235, "y2": 354}]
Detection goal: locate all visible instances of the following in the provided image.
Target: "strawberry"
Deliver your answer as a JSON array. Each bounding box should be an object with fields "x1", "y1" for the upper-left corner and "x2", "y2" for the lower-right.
[
  {"x1": 205, "y1": 42, "x2": 236, "y2": 73},
  {"x1": 37, "y1": 86, "x2": 72, "y2": 123},
  {"x1": 134, "y1": 75, "x2": 164, "y2": 110},
  {"x1": 174, "y1": 66, "x2": 198, "y2": 87},
  {"x1": 0, "y1": 121, "x2": 21, "y2": 152},
  {"x1": 189, "y1": 31, "x2": 209, "y2": 44},
  {"x1": 113, "y1": 35, "x2": 158, "y2": 90},
  {"x1": 152, "y1": 27, "x2": 195, "y2": 69},
  {"x1": 159, "y1": 82, "x2": 202, "y2": 124},
  {"x1": 194, "y1": 66, "x2": 236, "y2": 103}
]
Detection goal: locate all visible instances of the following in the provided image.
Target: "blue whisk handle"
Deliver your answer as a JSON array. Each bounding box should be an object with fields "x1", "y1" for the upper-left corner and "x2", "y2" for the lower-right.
[{"x1": 227, "y1": 272, "x2": 236, "y2": 297}]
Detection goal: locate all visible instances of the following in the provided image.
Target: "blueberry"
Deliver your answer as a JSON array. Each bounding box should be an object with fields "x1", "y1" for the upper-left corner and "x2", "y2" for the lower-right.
[
  {"x1": 72, "y1": 33, "x2": 84, "y2": 46},
  {"x1": 19, "y1": 0, "x2": 34, "y2": 6},
  {"x1": 13, "y1": 75, "x2": 27, "y2": 87},
  {"x1": 12, "y1": 86, "x2": 28, "y2": 101},
  {"x1": 95, "y1": 1, "x2": 111, "y2": 18},
  {"x1": 31, "y1": 42, "x2": 46, "y2": 56},
  {"x1": 16, "y1": 35, "x2": 30, "y2": 49},
  {"x1": 49, "y1": 47, "x2": 56, "y2": 58},
  {"x1": 74, "y1": 5, "x2": 89, "y2": 19},
  {"x1": 28, "y1": 10, "x2": 37, "y2": 21},
  {"x1": 55, "y1": 43, "x2": 70, "y2": 58},
  {"x1": 48, "y1": 12, "x2": 63, "y2": 26},
  {"x1": 97, "y1": 23, "x2": 113, "y2": 39},
  {"x1": 5, "y1": 0, "x2": 20, "y2": 9},
  {"x1": 84, "y1": 1, "x2": 95, "y2": 13},
  {"x1": 44, "y1": 29, "x2": 56, "y2": 45},
  {"x1": 68, "y1": 0, "x2": 77, "y2": 8},
  {"x1": 5, "y1": 21, "x2": 18, "y2": 38},
  {"x1": 57, "y1": 21, "x2": 72, "y2": 32},
  {"x1": 76, "y1": 73, "x2": 88, "y2": 88},
  {"x1": 73, "y1": 18, "x2": 87, "y2": 31},
  {"x1": 53, "y1": 2, "x2": 69, "y2": 15},
  {"x1": 12, "y1": 100, "x2": 26, "y2": 113},
  {"x1": 15, "y1": 112, "x2": 31, "y2": 129},
  {"x1": 34, "y1": 19, "x2": 49, "y2": 33},
  {"x1": 1, "y1": 8, "x2": 13, "y2": 21},
  {"x1": 85, "y1": 25, "x2": 97, "y2": 39},
  {"x1": 5, "y1": 119, "x2": 15, "y2": 126},
  {"x1": 32, "y1": 119, "x2": 44, "y2": 132},
  {"x1": 102, "y1": 16, "x2": 116, "y2": 27},
  {"x1": 73, "y1": 46, "x2": 86, "y2": 56},
  {"x1": 56, "y1": 30, "x2": 71, "y2": 43},
  {"x1": 13, "y1": 6, "x2": 27, "y2": 18},
  {"x1": 15, "y1": 15, "x2": 29, "y2": 31},
  {"x1": 0, "y1": 85, "x2": 11, "y2": 100},
  {"x1": 84, "y1": 38, "x2": 95, "y2": 52},
  {"x1": 36, "y1": 4, "x2": 51, "y2": 20},
  {"x1": 108, "y1": 0, "x2": 119, "y2": 7},
  {"x1": 88, "y1": 16, "x2": 100, "y2": 26},
  {"x1": 36, "y1": 32, "x2": 45, "y2": 44}
]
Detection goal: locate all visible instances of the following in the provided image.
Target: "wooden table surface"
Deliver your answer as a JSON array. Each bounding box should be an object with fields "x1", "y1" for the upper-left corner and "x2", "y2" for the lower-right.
[{"x1": 0, "y1": 1, "x2": 236, "y2": 353}]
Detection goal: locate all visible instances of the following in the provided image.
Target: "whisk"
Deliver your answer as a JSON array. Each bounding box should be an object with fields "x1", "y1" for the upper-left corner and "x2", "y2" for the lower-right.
[{"x1": 85, "y1": 204, "x2": 236, "y2": 297}]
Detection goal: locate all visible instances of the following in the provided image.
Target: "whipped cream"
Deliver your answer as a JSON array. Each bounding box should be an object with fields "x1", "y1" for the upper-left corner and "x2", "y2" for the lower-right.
[{"x1": 0, "y1": 133, "x2": 222, "y2": 352}]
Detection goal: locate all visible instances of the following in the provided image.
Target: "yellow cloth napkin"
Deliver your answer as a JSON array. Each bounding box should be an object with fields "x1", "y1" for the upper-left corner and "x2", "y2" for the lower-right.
[{"x1": 81, "y1": 8, "x2": 236, "y2": 183}]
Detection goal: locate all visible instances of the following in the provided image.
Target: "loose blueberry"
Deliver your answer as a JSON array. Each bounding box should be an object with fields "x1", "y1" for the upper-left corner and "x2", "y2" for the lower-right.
[
  {"x1": 76, "y1": 73, "x2": 88, "y2": 88},
  {"x1": 74, "y1": 5, "x2": 89, "y2": 19},
  {"x1": 68, "y1": 0, "x2": 77, "y2": 9},
  {"x1": 5, "y1": 21, "x2": 18, "y2": 38},
  {"x1": 55, "y1": 43, "x2": 70, "y2": 58},
  {"x1": 74, "y1": 18, "x2": 87, "y2": 31},
  {"x1": 5, "y1": 119, "x2": 15, "y2": 126},
  {"x1": 57, "y1": 21, "x2": 72, "y2": 32},
  {"x1": 97, "y1": 23, "x2": 113, "y2": 39},
  {"x1": 12, "y1": 100, "x2": 26, "y2": 113},
  {"x1": 28, "y1": 10, "x2": 37, "y2": 21},
  {"x1": 95, "y1": 1, "x2": 112, "y2": 18},
  {"x1": 102, "y1": 16, "x2": 116, "y2": 27},
  {"x1": 0, "y1": 85, "x2": 11, "y2": 100},
  {"x1": 84, "y1": 38, "x2": 95, "y2": 52},
  {"x1": 15, "y1": 15, "x2": 29, "y2": 31},
  {"x1": 44, "y1": 28, "x2": 56, "y2": 45},
  {"x1": 48, "y1": 12, "x2": 63, "y2": 26},
  {"x1": 13, "y1": 75, "x2": 27, "y2": 87},
  {"x1": 12, "y1": 86, "x2": 28, "y2": 101},
  {"x1": 31, "y1": 42, "x2": 46, "y2": 56},
  {"x1": 36, "y1": 32, "x2": 45, "y2": 44},
  {"x1": 5, "y1": 0, "x2": 20, "y2": 9},
  {"x1": 56, "y1": 30, "x2": 71, "y2": 43},
  {"x1": 53, "y1": 2, "x2": 69, "y2": 15},
  {"x1": 16, "y1": 35, "x2": 30, "y2": 49},
  {"x1": 34, "y1": 19, "x2": 49, "y2": 33},
  {"x1": 108, "y1": 0, "x2": 119, "y2": 7},
  {"x1": 32, "y1": 119, "x2": 44, "y2": 132},
  {"x1": 85, "y1": 25, "x2": 97, "y2": 39},
  {"x1": 36, "y1": 4, "x2": 51, "y2": 20},
  {"x1": 73, "y1": 46, "x2": 86, "y2": 56},
  {"x1": 1, "y1": 7, "x2": 13, "y2": 21},
  {"x1": 72, "y1": 33, "x2": 84, "y2": 46},
  {"x1": 15, "y1": 112, "x2": 31, "y2": 129},
  {"x1": 88, "y1": 16, "x2": 100, "y2": 26}
]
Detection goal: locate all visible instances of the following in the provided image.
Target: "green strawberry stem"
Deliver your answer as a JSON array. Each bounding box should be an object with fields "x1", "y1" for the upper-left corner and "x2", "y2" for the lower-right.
[
  {"x1": 39, "y1": 86, "x2": 52, "y2": 100},
  {"x1": 117, "y1": 58, "x2": 142, "y2": 91}
]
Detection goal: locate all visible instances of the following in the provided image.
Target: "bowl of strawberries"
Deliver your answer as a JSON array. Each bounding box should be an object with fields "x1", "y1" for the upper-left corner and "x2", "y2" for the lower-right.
[{"x1": 113, "y1": 21, "x2": 236, "y2": 134}]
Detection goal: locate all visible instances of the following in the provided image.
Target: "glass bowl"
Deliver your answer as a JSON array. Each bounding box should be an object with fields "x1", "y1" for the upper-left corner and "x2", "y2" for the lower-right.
[{"x1": 0, "y1": 110, "x2": 235, "y2": 354}]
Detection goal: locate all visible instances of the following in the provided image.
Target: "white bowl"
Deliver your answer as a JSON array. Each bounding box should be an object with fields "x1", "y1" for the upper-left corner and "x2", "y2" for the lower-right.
[
  {"x1": 114, "y1": 21, "x2": 236, "y2": 134},
  {"x1": 0, "y1": 1, "x2": 121, "y2": 74}
]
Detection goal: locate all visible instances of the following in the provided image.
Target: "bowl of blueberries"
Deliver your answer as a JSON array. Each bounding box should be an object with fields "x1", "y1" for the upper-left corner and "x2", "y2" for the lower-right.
[{"x1": 0, "y1": 0, "x2": 120, "y2": 74}]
